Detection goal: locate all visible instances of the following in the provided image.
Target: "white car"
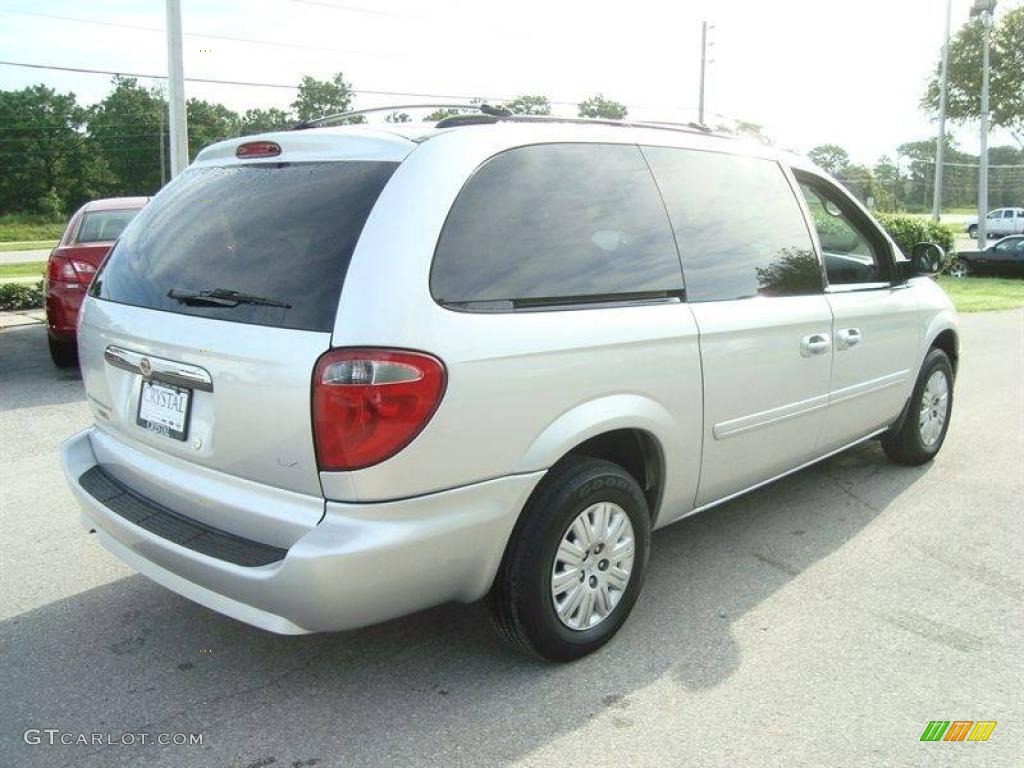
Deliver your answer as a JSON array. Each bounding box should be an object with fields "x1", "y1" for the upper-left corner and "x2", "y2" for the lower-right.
[
  {"x1": 61, "y1": 109, "x2": 959, "y2": 661},
  {"x1": 965, "y1": 207, "x2": 1024, "y2": 238}
]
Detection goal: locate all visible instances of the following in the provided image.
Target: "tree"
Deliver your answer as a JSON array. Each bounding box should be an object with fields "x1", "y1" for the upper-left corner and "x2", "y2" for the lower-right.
[
  {"x1": 385, "y1": 111, "x2": 411, "y2": 123},
  {"x1": 807, "y1": 144, "x2": 850, "y2": 176},
  {"x1": 422, "y1": 108, "x2": 465, "y2": 122},
  {"x1": 577, "y1": 94, "x2": 628, "y2": 119},
  {"x1": 872, "y1": 155, "x2": 900, "y2": 211},
  {"x1": 923, "y1": 6, "x2": 1024, "y2": 144},
  {"x1": 0, "y1": 84, "x2": 97, "y2": 215},
  {"x1": 187, "y1": 98, "x2": 240, "y2": 159},
  {"x1": 239, "y1": 107, "x2": 293, "y2": 134},
  {"x1": 503, "y1": 95, "x2": 551, "y2": 115},
  {"x1": 87, "y1": 76, "x2": 165, "y2": 197},
  {"x1": 291, "y1": 73, "x2": 356, "y2": 122}
]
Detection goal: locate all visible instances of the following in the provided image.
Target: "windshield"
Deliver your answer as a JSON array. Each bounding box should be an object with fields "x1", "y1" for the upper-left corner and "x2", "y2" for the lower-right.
[{"x1": 91, "y1": 161, "x2": 397, "y2": 332}]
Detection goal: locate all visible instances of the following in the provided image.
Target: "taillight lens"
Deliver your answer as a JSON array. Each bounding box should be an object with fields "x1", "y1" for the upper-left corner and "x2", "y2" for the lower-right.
[
  {"x1": 46, "y1": 254, "x2": 96, "y2": 284},
  {"x1": 312, "y1": 349, "x2": 446, "y2": 471}
]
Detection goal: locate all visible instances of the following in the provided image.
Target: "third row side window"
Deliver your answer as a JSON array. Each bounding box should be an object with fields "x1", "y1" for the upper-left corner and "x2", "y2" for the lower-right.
[{"x1": 430, "y1": 143, "x2": 684, "y2": 307}]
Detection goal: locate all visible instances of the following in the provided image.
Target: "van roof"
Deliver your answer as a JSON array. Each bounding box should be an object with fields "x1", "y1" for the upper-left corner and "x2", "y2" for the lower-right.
[{"x1": 194, "y1": 118, "x2": 803, "y2": 169}]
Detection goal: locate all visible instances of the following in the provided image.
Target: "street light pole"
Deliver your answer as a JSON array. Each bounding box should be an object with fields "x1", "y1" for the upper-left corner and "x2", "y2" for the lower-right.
[
  {"x1": 698, "y1": 21, "x2": 708, "y2": 125},
  {"x1": 971, "y1": 0, "x2": 996, "y2": 247},
  {"x1": 977, "y1": 14, "x2": 991, "y2": 247},
  {"x1": 165, "y1": 0, "x2": 189, "y2": 178},
  {"x1": 931, "y1": 0, "x2": 953, "y2": 223}
]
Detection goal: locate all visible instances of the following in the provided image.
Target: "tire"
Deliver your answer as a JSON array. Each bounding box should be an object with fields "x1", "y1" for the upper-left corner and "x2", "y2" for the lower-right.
[
  {"x1": 949, "y1": 259, "x2": 970, "y2": 278},
  {"x1": 881, "y1": 349, "x2": 953, "y2": 466},
  {"x1": 488, "y1": 455, "x2": 651, "y2": 662},
  {"x1": 47, "y1": 335, "x2": 78, "y2": 368},
  {"x1": 967, "y1": 224, "x2": 977, "y2": 238}
]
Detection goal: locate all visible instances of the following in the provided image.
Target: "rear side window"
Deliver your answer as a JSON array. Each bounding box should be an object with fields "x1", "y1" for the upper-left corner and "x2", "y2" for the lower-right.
[
  {"x1": 431, "y1": 143, "x2": 683, "y2": 308},
  {"x1": 643, "y1": 146, "x2": 821, "y2": 301},
  {"x1": 92, "y1": 161, "x2": 397, "y2": 332},
  {"x1": 76, "y1": 209, "x2": 141, "y2": 243}
]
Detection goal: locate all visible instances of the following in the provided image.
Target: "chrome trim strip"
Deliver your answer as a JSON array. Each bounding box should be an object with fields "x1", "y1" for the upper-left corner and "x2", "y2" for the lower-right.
[
  {"x1": 828, "y1": 370, "x2": 909, "y2": 406},
  {"x1": 688, "y1": 427, "x2": 888, "y2": 519},
  {"x1": 104, "y1": 345, "x2": 214, "y2": 392},
  {"x1": 713, "y1": 393, "x2": 830, "y2": 440}
]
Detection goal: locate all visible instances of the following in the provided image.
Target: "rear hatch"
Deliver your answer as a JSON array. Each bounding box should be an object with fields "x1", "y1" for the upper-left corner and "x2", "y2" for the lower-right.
[{"x1": 79, "y1": 131, "x2": 406, "y2": 515}]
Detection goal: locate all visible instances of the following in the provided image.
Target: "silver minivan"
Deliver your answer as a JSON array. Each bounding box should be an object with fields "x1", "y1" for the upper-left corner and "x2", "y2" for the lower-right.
[{"x1": 62, "y1": 111, "x2": 959, "y2": 661}]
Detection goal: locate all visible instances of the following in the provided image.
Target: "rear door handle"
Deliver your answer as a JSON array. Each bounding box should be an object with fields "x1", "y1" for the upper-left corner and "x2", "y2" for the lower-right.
[
  {"x1": 836, "y1": 328, "x2": 861, "y2": 350},
  {"x1": 800, "y1": 333, "x2": 832, "y2": 357}
]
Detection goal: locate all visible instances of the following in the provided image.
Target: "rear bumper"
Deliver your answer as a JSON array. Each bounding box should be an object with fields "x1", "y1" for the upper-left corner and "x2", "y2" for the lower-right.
[{"x1": 62, "y1": 428, "x2": 543, "y2": 634}]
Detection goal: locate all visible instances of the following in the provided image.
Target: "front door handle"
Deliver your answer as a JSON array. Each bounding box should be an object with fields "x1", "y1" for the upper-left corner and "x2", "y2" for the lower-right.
[
  {"x1": 836, "y1": 328, "x2": 861, "y2": 350},
  {"x1": 800, "y1": 333, "x2": 832, "y2": 357}
]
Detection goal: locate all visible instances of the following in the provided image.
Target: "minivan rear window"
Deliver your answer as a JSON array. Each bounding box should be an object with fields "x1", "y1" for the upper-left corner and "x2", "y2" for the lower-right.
[{"x1": 91, "y1": 161, "x2": 397, "y2": 332}]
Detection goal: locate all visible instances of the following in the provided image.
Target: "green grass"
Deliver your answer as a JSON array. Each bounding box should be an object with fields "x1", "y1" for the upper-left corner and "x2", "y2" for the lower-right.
[
  {"x1": 0, "y1": 239, "x2": 57, "y2": 252},
  {"x1": 0, "y1": 261, "x2": 45, "y2": 281},
  {"x1": 936, "y1": 275, "x2": 1024, "y2": 312},
  {"x1": 0, "y1": 214, "x2": 65, "y2": 242}
]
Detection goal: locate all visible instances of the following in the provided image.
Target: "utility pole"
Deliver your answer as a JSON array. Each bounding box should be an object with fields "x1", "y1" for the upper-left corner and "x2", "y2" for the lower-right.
[
  {"x1": 157, "y1": 85, "x2": 166, "y2": 187},
  {"x1": 698, "y1": 21, "x2": 708, "y2": 125},
  {"x1": 971, "y1": 0, "x2": 996, "y2": 247},
  {"x1": 165, "y1": 0, "x2": 188, "y2": 177},
  {"x1": 931, "y1": 0, "x2": 952, "y2": 222}
]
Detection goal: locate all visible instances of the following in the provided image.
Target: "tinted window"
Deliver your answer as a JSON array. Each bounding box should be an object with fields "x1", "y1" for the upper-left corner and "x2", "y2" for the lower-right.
[
  {"x1": 431, "y1": 143, "x2": 683, "y2": 307},
  {"x1": 76, "y1": 209, "x2": 141, "y2": 243},
  {"x1": 643, "y1": 147, "x2": 820, "y2": 301},
  {"x1": 798, "y1": 179, "x2": 886, "y2": 285},
  {"x1": 92, "y1": 161, "x2": 397, "y2": 331}
]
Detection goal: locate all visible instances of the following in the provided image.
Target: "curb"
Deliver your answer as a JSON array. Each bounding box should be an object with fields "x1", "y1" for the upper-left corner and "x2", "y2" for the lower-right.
[{"x1": 0, "y1": 308, "x2": 46, "y2": 329}]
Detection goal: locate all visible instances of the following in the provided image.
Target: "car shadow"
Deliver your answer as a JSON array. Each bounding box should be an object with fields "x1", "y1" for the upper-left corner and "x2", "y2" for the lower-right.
[
  {"x1": 0, "y1": 440, "x2": 934, "y2": 768},
  {"x1": 0, "y1": 325, "x2": 85, "y2": 413}
]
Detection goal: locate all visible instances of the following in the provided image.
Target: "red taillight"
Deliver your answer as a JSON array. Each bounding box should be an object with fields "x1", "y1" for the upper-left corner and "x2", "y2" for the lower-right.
[
  {"x1": 236, "y1": 140, "x2": 281, "y2": 159},
  {"x1": 312, "y1": 349, "x2": 446, "y2": 471},
  {"x1": 46, "y1": 254, "x2": 96, "y2": 284}
]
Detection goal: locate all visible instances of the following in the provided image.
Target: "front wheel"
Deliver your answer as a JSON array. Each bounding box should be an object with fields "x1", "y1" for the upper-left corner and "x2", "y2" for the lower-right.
[
  {"x1": 488, "y1": 456, "x2": 651, "y2": 661},
  {"x1": 967, "y1": 224, "x2": 978, "y2": 238},
  {"x1": 949, "y1": 259, "x2": 970, "y2": 278},
  {"x1": 881, "y1": 349, "x2": 953, "y2": 466}
]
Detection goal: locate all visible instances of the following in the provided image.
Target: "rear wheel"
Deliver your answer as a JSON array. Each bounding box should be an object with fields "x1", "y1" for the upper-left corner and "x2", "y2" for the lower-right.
[
  {"x1": 881, "y1": 349, "x2": 953, "y2": 466},
  {"x1": 949, "y1": 259, "x2": 970, "y2": 278},
  {"x1": 47, "y1": 335, "x2": 78, "y2": 368},
  {"x1": 488, "y1": 456, "x2": 651, "y2": 661}
]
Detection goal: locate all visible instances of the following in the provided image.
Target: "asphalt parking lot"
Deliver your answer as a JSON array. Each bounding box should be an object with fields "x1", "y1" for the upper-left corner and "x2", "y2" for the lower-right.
[{"x1": 1, "y1": 311, "x2": 1021, "y2": 768}]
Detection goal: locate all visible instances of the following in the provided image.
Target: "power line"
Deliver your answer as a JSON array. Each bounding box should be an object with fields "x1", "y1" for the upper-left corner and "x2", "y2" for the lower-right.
[
  {"x1": 0, "y1": 59, "x2": 694, "y2": 113},
  {"x1": 0, "y1": 9, "x2": 386, "y2": 58},
  {"x1": 288, "y1": 0, "x2": 422, "y2": 18}
]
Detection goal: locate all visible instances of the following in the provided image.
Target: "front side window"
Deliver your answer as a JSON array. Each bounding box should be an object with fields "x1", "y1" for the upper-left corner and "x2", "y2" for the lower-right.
[
  {"x1": 994, "y1": 237, "x2": 1023, "y2": 254},
  {"x1": 642, "y1": 146, "x2": 821, "y2": 301},
  {"x1": 797, "y1": 176, "x2": 890, "y2": 286},
  {"x1": 431, "y1": 143, "x2": 683, "y2": 308},
  {"x1": 76, "y1": 209, "x2": 141, "y2": 243}
]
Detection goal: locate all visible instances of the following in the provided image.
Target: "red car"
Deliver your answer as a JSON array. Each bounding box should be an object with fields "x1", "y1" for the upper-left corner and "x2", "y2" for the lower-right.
[{"x1": 45, "y1": 197, "x2": 148, "y2": 366}]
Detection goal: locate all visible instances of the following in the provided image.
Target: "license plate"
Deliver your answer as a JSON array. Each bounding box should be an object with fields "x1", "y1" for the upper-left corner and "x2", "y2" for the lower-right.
[{"x1": 136, "y1": 380, "x2": 192, "y2": 441}]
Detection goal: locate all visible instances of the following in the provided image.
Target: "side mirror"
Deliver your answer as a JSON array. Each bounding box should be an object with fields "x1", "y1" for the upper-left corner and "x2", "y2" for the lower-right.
[{"x1": 898, "y1": 242, "x2": 945, "y2": 280}]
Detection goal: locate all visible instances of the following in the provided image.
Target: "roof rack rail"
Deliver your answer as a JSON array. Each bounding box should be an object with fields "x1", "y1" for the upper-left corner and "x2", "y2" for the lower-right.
[
  {"x1": 291, "y1": 102, "x2": 732, "y2": 141},
  {"x1": 291, "y1": 103, "x2": 479, "y2": 130}
]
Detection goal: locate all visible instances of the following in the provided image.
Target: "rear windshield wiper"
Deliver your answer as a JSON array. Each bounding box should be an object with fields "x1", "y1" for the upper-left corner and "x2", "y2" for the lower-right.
[{"x1": 167, "y1": 288, "x2": 292, "y2": 309}]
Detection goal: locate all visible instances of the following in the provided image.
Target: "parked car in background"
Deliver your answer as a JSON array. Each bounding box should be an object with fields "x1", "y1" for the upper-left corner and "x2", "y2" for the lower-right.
[
  {"x1": 950, "y1": 235, "x2": 1024, "y2": 278},
  {"x1": 964, "y1": 207, "x2": 1024, "y2": 239},
  {"x1": 45, "y1": 197, "x2": 148, "y2": 366},
  {"x1": 61, "y1": 115, "x2": 958, "y2": 661}
]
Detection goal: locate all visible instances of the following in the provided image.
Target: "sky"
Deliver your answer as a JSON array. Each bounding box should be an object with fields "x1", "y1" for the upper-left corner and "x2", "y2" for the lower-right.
[{"x1": 0, "y1": 0, "x2": 1018, "y2": 164}]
